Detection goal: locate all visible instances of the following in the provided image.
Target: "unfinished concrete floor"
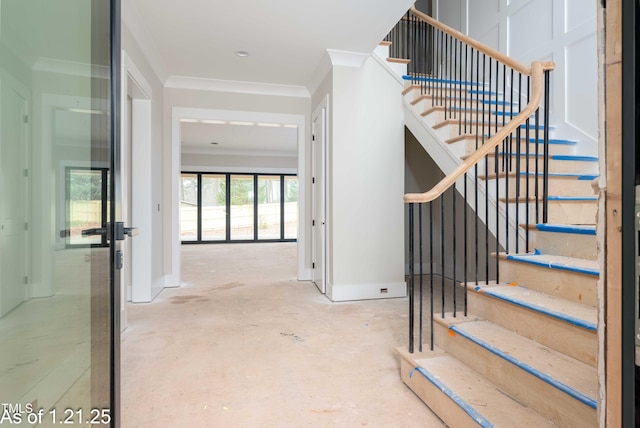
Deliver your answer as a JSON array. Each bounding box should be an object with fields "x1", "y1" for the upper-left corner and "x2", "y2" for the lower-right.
[{"x1": 121, "y1": 242, "x2": 445, "y2": 427}]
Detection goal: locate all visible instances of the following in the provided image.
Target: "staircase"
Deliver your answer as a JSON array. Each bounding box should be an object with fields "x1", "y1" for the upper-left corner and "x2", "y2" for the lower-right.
[{"x1": 381, "y1": 8, "x2": 599, "y2": 428}]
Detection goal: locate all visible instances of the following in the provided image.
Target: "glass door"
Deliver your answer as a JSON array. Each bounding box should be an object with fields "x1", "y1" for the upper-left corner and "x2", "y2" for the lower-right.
[{"x1": 0, "y1": 1, "x2": 120, "y2": 426}]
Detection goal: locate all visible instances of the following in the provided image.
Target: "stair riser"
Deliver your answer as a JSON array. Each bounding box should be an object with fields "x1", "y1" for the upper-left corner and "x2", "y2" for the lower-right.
[
  {"x1": 481, "y1": 157, "x2": 598, "y2": 175},
  {"x1": 496, "y1": 177, "x2": 596, "y2": 198},
  {"x1": 486, "y1": 176, "x2": 596, "y2": 198},
  {"x1": 433, "y1": 121, "x2": 550, "y2": 141},
  {"x1": 433, "y1": 321, "x2": 598, "y2": 428},
  {"x1": 529, "y1": 230, "x2": 597, "y2": 260},
  {"x1": 387, "y1": 61, "x2": 408, "y2": 76},
  {"x1": 511, "y1": 201, "x2": 598, "y2": 225},
  {"x1": 423, "y1": 108, "x2": 522, "y2": 125},
  {"x1": 466, "y1": 290, "x2": 596, "y2": 366},
  {"x1": 453, "y1": 137, "x2": 576, "y2": 156},
  {"x1": 498, "y1": 259, "x2": 597, "y2": 306},
  {"x1": 399, "y1": 355, "x2": 483, "y2": 428}
]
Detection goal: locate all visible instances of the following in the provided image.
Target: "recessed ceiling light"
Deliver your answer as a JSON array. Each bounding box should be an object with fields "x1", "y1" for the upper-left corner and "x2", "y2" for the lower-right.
[
  {"x1": 235, "y1": 51, "x2": 249, "y2": 58},
  {"x1": 257, "y1": 123, "x2": 282, "y2": 127},
  {"x1": 229, "y1": 121, "x2": 254, "y2": 126},
  {"x1": 283, "y1": 124, "x2": 298, "y2": 129},
  {"x1": 202, "y1": 119, "x2": 227, "y2": 125}
]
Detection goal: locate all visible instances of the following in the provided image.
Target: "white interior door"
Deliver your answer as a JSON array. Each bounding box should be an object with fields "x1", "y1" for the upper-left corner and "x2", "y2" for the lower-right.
[
  {"x1": 311, "y1": 107, "x2": 327, "y2": 293},
  {"x1": 0, "y1": 83, "x2": 27, "y2": 316}
]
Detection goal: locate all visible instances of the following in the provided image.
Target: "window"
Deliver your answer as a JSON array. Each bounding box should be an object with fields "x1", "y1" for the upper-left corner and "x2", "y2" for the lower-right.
[{"x1": 180, "y1": 172, "x2": 297, "y2": 243}]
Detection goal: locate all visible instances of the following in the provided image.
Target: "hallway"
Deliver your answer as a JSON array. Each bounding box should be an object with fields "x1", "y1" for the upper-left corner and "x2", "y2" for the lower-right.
[{"x1": 121, "y1": 243, "x2": 444, "y2": 427}]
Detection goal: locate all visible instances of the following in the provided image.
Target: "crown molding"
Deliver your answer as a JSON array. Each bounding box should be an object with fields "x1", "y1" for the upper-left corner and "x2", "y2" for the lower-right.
[
  {"x1": 326, "y1": 49, "x2": 370, "y2": 68},
  {"x1": 165, "y1": 75, "x2": 310, "y2": 98}
]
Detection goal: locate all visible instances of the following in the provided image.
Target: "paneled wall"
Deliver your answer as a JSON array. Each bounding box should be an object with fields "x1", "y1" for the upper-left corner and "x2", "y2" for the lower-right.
[{"x1": 432, "y1": 0, "x2": 598, "y2": 153}]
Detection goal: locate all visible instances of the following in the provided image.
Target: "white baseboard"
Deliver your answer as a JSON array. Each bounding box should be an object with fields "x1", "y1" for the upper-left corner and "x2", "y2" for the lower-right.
[
  {"x1": 163, "y1": 274, "x2": 181, "y2": 288},
  {"x1": 326, "y1": 281, "x2": 406, "y2": 302},
  {"x1": 298, "y1": 268, "x2": 313, "y2": 281}
]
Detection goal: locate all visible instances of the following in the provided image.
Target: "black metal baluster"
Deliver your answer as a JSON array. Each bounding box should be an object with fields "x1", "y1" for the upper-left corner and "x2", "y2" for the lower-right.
[
  {"x1": 408, "y1": 203, "x2": 415, "y2": 353},
  {"x1": 534, "y1": 107, "x2": 540, "y2": 224},
  {"x1": 452, "y1": 186, "x2": 457, "y2": 317},
  {"x1": 429, "y1": 201, "x2": 434, "y2": 350},
  {"x1": 441, "y1": 193, "x2": 445, "y2": 318},
  {"x1": 419, "y1": 203, "x2": 423, "y2": 352},
  {"x1": 543, "y1": 70, "x2": 551, "y2": 224},
  {"x1": 525, "y1": 76, "x2": 531, "y2": 252},
  {"x1": 484, "y1": 55, "x2": 489, "y2": 282},
  {"x1": 464, "y1": 172, "x2": 468, "y2": 316},
  {"x1": 515, "y1": 73, "x2": 522, "y2": 253}
]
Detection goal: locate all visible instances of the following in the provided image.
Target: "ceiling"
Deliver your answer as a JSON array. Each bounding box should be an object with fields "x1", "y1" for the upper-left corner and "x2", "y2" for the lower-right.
[{"x1": 125, "y1": 0, "x2": 413, "y2": 157}]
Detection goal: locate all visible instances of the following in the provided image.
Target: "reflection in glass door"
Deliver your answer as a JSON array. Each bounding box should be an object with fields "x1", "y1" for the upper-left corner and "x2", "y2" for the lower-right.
[
  {"x1": 66, "y1": 167, "x2": 109, "y2": 247},
  {"x1": 0, "y1": 0, "x2": 118, "y2": 425}
]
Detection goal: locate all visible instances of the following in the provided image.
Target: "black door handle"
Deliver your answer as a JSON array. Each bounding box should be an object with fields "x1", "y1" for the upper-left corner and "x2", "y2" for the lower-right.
[{"x1": 81, "y1": 227, "x2": 107, "y2": 237}]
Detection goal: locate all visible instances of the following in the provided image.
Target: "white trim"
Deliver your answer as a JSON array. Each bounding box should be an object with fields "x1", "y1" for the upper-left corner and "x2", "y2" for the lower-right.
[
  {"x1": 182, "y1": 165, "x2": 297, "y2": 175},
  {"x1": 123, "y1": 51, "x2": 153, "y2": 99},
  {"x1": 170, "y1": 107, "x2": 307, "y2": 286},
  {"x1": 165, "y1": 75, "x2": 310, "y2": 98},
  {"x1": 326, "y1": 281, "x2": 407, "y2": 302},
  {"x1": 181, "y1": 147, "x2": 297, "y2": 158},
  {"x1": 33, "y1": 57, "x2": 110, "y2": 79},
  {"x1": 326, "y1": 49, "x2": 370, "y2": 68}
]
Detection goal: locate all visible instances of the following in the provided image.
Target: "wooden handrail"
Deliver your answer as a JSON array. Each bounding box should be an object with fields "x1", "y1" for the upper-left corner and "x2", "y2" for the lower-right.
[
  {"x1": 404, "y1": 61, "x2": 554, "y2": 204},
  {"x1": 409, "y1": 6, "x2": 541, "y2": 75}
]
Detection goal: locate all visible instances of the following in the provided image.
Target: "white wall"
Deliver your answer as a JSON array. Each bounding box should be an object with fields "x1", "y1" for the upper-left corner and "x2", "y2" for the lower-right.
[
  {"x1": 324, "y1": 56, "x2": 406, "y2": 301},
  {"x1": 433, "y1": 0, "x2": 598, "y2": 154}
]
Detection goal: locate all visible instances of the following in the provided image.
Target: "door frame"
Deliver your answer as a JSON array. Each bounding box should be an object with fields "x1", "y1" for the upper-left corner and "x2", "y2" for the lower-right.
[
  {"x1": 169, "y1": 107, "x2": 307, "y2": 285},
  {"x1": 311, "y1": 96, "x2": 328, "y2": 293},
  {"x1": 122, "y1": 50, "x2": 157, "y2": 304}
]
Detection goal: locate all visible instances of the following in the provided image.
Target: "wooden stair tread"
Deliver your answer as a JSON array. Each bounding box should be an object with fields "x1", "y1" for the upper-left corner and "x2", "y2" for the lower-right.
[
  {"x1": 387, "y1": 57, "x2": 410, "y2": 64},
  {"x1": 403, "y1": 350, "x2": 556, "y2": 427},
  {"x1": 437, "y1": 314, "x2": 598, "y2": 406},
  {"x1": 470, "y1": 282, "x2": 597, "y2": 330},
  {"x1": 497, "y1": 252, "x2": 599, "y2": 276}
]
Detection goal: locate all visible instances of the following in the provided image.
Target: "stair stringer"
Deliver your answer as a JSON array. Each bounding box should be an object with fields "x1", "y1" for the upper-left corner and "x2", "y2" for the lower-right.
[{"x1": 404, "y1": 99, "x2": 523, "y2": 254}]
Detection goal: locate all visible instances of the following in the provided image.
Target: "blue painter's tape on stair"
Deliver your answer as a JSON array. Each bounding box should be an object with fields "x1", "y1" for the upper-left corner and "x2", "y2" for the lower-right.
[
  {"x1": 410, "y1": 366, "x2": 494, "y2": 428},
  {"x1": 527, "y1": 137, "x2": 577, "y2": 145},
  {"x1": 547, "y1": 196, "x2": 598, "y2": 201},
  {"x1": 449, "y1": 325, "x2": 598, "y2": 409},
  {"x1": 475, "y1": 286, "x2": 597, "y2": 331},
  {"x1": 551, "y1": 155, "x2": 599, "y2": 162},
  {"x1": 535, "y1": 224, "x2": 596, "y2": 235},
  {"x1": 517, "y1": 172, "x2": 598, "y2": 180},
  {"x1": 505, "y1": 253, "x2": 599, "y2": 276},
  {"x1": 468, "y1": 89, "x2": 497, "y2": 95}
]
